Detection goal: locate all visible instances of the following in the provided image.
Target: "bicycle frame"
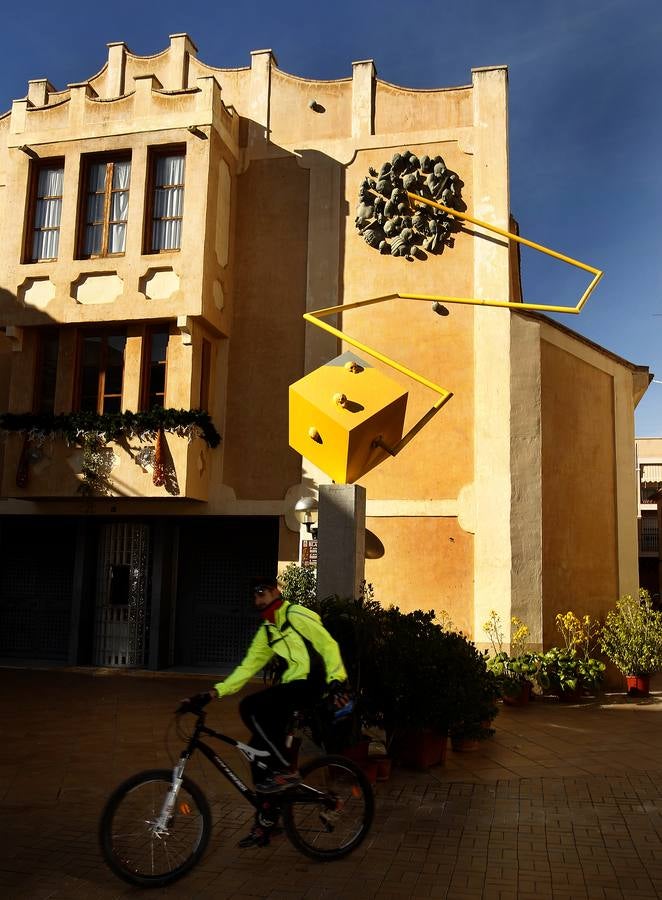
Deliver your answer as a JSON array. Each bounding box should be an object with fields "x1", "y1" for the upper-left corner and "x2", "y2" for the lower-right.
[
  {"x1": 169, "y1": 712, "x2": 270, "y2": 814},
  {"x1": 155, "y1": 711, "x2": 329, "y2": 833}
]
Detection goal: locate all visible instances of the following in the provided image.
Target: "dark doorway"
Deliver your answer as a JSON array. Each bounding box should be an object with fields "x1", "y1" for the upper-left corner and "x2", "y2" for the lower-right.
[
  {"x1": 0, "y1": 517, "x2": 76, "y2": 662},
  {"x1": 174, "y1": 517, "x2": 279, "y2": 669}
]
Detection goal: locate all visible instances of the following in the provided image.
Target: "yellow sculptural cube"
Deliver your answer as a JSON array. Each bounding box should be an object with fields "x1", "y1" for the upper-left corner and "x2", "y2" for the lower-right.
[{"x1": 289, "y1": 351, "x2": 408, "y2": 484}]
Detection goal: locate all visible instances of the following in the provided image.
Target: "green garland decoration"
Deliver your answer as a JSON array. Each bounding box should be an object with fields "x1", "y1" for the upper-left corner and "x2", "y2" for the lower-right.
[{"x1": 0, "y1": 408, "x2": 222, "y2": 448}]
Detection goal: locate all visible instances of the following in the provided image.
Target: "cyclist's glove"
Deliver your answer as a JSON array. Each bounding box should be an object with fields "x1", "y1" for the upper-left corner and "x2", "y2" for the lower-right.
[
  {"x1": 177, "y1": 691, "x2": 214, "y2": 715},
  {"x1": 327, "y1": 679, "x2": 352, "y2": 709}
]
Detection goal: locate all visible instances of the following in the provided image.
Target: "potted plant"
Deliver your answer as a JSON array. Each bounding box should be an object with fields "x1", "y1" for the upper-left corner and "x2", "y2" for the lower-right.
[
  {"x1": 378, "y1": 608, "x2": 498, "y2": 767},
  {"x1": 537, "y1": 611, "x2": 605, "y2": 701},
  {"x1": 449, "y1": 666, "x2": 499, "y2": 751},
  {"x1": 296, "y1": 580, "x2": 503, "y2": 769},
  {"x1": 308, "y1": 581, "x2": 390, "y2": 774},
  {"x1": 483, "y1": 611, "x2": 539, "y2": 705},
  {"x1": 600, "y1": 590, "x2": 662, "y2": 696}
]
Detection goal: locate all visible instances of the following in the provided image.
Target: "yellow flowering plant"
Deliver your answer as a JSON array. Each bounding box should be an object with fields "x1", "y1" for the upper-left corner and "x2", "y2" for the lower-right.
[
  {"x1": 483, "y1": 611, "x2": 539, "y2": 698},
  {"x1": 537, "y1": 610, "x2": 605, "y2": 696}
]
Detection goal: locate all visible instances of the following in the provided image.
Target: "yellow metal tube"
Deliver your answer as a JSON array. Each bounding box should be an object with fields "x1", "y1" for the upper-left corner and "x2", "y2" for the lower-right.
[
  {"x1": 303, "y1": 308, "x2": 453, "y2": 403},
  {"x1": 365, "y1": 188, "x2": 603, "y2": 314},
  {"x1": 301, "y1": 189, "x2": 602, "y2": 461},
  {"x1": 403, "y1": 191, "x2": 601, "y2": 275}
]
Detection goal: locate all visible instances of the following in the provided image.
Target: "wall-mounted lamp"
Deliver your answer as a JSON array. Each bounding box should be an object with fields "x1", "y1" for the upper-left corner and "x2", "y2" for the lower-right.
[
  {"x1": 294, "y1": 496, "x2": 319, "y2": 537},
  {"x1": 187, "y1": 125, "x2": 207, "y2": 139},
  {"x1": 365, "y1": 529, "x2": 385, "y2": 560}
]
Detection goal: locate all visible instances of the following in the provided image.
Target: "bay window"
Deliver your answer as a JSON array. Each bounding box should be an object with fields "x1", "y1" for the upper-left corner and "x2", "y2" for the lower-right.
[
  {"x1": 78, "y1": 331, "x2": 127, "y2": 414},
  {"x1": 147, "y1": 149, "x2": 185, "y2": 252},
  {"x1": 28, "y1": 162, "x2": 64, "y2": 262},
  {"x1": 141, "y1": 327, "x2": 169, "y2": 410},
  {"x1": 81, "y1": 156, "x2": 131, "y2": 257}
]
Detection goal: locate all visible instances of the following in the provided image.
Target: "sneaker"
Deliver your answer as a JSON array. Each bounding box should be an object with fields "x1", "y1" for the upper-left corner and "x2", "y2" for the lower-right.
[
  {"x1": 254, "y1": 770, "x2": 302, "y2": 794},
  {"x1": 368, "y1": 739, "x2": 388, "y2": 758},
  {"x1": 237, "y1": 825, "x2": 271, "y2": 848}
]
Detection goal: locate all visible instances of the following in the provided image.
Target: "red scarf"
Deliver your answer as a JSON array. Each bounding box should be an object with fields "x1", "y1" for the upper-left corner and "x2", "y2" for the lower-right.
[{"x1": 260, "y1": 596, "x2": 284, "y2": 624}]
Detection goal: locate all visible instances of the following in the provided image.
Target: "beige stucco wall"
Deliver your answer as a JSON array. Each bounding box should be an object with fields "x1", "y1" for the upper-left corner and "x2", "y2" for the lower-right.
[
  {"x1": 343, "y1": 140, "x2": 475, "y2": 495},
  {"x1": 221, "y1": 156, "x2": 309, "y2": 500},
  {"x1": 540, "y1": 338, "x2": 619, "y2": 641},
  {"x1": 365, "y1": 515, "x2": 474, "y2": 631},
  {"x1": 637, "y1": 437, "x2": 662, "y2": 456}
]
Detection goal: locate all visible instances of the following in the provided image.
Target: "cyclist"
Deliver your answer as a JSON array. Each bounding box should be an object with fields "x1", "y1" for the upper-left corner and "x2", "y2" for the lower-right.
[{"x1": 180, "y1": 575, "x2": 350, "y2": 847}]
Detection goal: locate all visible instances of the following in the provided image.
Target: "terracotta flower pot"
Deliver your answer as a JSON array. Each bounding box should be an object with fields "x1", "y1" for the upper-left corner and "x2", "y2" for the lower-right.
[
  {"x1": 554, "y1": 686, "x2": 584, "y2": 703},
  {"x1": 391, "y1": 729, "x2": 448, "y2": 769},
  {"x1": 341, "y1": 740, "x2": 379, "y2": 783},
  {"x1": 503, "y1": 680, "x2": 532, "y2": 706},
  {"x1": 450, "y1": 736, "x2": 481, "y2": 752},
  {"x1": 376, "y1": 758, "x2": 392, "y2": 781},
  {"x1": 626, "y1": 674, "x2": 651, "y2": 696}
]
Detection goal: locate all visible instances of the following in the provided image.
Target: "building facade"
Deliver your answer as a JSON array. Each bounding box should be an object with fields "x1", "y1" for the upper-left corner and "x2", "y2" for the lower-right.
[
  {"x1": 635, "y1": 437, "x2": 662, "y2": 598},
  {"x1": 0, "y1": 35, "x2": 650, "y2": 670}
]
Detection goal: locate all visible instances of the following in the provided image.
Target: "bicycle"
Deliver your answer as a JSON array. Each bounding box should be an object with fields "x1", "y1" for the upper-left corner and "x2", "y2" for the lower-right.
[{"x1": 99, "y1": 703, "x2": 375, "y2": 888}]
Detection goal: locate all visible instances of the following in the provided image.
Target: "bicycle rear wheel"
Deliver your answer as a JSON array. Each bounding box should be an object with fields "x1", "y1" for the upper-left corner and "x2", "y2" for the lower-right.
[
  {"x1": 99, "y1": 768, "x2": 211, "y2": 887},
  {"x1": 282, "y1": 754, "x2": 374, "y2": 860}
]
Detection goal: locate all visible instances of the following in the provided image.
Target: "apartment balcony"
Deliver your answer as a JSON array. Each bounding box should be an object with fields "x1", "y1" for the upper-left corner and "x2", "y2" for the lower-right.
[
  {"x1": 0, "y1": 430, "x2": 211, "y2": 501},
  {"x1": 638, "y1": 516, "x2": 659, "y2": 556}
]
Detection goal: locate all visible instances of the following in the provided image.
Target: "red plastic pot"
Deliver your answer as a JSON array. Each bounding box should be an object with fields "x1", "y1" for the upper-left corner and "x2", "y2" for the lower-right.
[{"x1": 626, "y1": 675, "x2": 650, "y2": 696}]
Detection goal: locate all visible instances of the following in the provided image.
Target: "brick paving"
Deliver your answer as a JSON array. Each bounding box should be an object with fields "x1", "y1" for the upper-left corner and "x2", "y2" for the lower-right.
[{"x1": 1, "y1": 668, "x2": 662, "y2": 899}]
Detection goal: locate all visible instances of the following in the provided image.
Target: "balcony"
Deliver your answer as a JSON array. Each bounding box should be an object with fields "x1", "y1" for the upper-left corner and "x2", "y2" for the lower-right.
[
  {"x1": 1, "y1": 430, "x2": 212, "y2": 501},
  {"x1": 638, "y1": 516, "x2": 659, "y2": 556}
]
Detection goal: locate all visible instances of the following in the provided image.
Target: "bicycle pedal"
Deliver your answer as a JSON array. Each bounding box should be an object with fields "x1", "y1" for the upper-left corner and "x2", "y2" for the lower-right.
[{"x1": 319, "y1": 810, "x2": 340, "y2": 830}]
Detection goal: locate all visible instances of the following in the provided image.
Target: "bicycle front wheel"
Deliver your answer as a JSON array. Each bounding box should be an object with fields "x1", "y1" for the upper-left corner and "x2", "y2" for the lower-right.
[
  {"x1": 99, "y1": 768, "x2": 211, "y2": 887},
  {"x1": 283, "y1": 754, "x2": 374, "y2": 860}
]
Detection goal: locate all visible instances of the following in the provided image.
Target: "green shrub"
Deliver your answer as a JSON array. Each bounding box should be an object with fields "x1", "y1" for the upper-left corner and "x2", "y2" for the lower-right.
[
  {"x1": 280, "y1": 562, "x2": 318, "y2": 609},
  {"x1": 600, "y1": 590, "x2": 662, "y2": 677}
]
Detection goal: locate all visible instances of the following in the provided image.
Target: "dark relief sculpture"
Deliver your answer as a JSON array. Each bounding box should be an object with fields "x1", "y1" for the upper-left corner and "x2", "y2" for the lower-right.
[{"x1": 354, "y1": 150, "x2": 464, "y2": 260}]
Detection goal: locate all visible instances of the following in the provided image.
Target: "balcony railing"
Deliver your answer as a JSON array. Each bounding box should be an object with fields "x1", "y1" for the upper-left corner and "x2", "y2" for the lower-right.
[{"x1": 639, "y1": 517, "x2": 659, "y2": 555}]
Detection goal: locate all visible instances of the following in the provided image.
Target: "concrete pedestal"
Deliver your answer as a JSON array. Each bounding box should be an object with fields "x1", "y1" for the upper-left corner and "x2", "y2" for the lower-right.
[{"x1": 316, "y1": 483, "x2": 366, "y2": 601}]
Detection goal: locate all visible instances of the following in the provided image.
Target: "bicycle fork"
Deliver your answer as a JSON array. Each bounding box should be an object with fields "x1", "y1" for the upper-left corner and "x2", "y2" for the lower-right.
[{"x1": 153, "y1": 755, "x2": 188, "y2": 834}]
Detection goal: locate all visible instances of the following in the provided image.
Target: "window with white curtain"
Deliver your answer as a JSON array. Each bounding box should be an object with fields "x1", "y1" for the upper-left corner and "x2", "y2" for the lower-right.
[
  {"x1": 149, "y1": 151, "x2": 185, "y2": 252},
  {"x1": 82, "y1": 156, "x2": 131, "y2": 257},
  {"x1": 30, "y1": 163, "x2": 64, "y2": 261}
]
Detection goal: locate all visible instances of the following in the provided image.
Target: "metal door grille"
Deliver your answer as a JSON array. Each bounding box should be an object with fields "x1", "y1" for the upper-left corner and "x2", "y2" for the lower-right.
[
  {"x1": 93, "y1": 522, "x2": 150, "y2": 667},
  {"x1": 0, "y1": 519, "x2": 75, "y2": 661},
  {"x1": 175, "y1": 517, "x2": 279, "y2": 669}
]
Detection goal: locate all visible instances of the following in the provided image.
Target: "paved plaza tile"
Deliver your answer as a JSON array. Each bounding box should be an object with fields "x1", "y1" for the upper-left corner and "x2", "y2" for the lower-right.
[{"x1": 1, "y1": 668, "x2": 662, "y2": 899}]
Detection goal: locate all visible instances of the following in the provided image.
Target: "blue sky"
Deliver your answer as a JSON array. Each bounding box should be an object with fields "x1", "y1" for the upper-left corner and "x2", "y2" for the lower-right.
[{"x1": 2, "y1": 0, "x2": 661, "y2": 433}]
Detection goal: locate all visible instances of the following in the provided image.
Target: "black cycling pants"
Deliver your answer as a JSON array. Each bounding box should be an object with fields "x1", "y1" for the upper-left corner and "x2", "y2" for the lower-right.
[{"x1": 239, "y1": 680, "x2": 315, "y2": 781}]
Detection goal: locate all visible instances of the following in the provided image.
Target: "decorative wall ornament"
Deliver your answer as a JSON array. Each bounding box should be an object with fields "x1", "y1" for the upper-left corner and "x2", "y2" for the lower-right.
[
  {"x1": 79, "y1": 432, "x2": 115, "y2": 496},
  {"x1": 0, "y1": 408, "x2": 221, "y2": 449},
  {"x1": 1, "y1": 408, "x2": 220, "y2": 497},
  {"x1": 354, "y1": 149, "x2": 465, "y2": 260},
  {"x1": 152, "y1": 427, "x2": 166, "y2": 487},
  {"x1": 135, "y1": 446, "x2": 156, "y2": 471}
]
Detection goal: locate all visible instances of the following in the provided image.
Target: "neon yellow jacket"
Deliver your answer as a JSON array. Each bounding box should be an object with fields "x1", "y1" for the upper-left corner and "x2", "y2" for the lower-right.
[{"x1": 214, "y1": 601, "x2": 347, "y2": 699}]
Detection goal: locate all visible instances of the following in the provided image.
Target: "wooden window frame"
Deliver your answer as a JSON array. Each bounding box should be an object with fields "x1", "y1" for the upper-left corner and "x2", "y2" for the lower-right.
[
  {"x1": 77, "y1": 152, "x2": 131, "y2": 260},
  {"x1": 143, "y1": 145, "x2": 186, "y2": 254},
  {"x1": 23, "y1": 158, "x2": 65, "y2": 264},
  {"x1": 75, "y1": 328, "x2": 127, "y2": 414},
  {"x1": 34, "y1": 327, "x2": 60, "y2": 415},
  {"x1": 140, "y1": 324, "x2": 171, "y2": 411}
]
